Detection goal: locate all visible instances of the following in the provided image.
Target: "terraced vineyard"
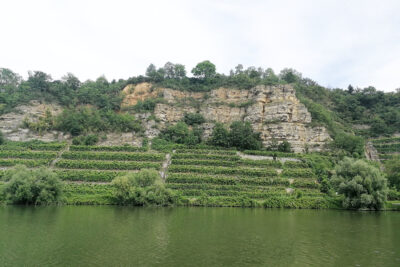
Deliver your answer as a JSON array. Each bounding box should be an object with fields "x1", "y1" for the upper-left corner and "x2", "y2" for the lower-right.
[
  {"x1": 165, "y1": 149, "x2": 330, "y2": 208},
  {"x1": 0, "y1": 142, "x2": 334, "y2": 208},
  {"x1": 371, "y1": 137, "x2": 400, "y2": 161}
]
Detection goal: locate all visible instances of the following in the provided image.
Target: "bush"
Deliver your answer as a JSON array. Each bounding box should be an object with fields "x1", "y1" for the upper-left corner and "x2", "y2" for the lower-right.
[
  {"x1": 384, "y1": 158, "x2": 400, "y2": 190},
  {"x1": 183, "y1": 113, "x2": 205, "y2": 125},
  {"x1": 208, "y1": 123, "x2": 230, "y2": 147},
  {"x1": 0, "y1": 130, "x2": 4, "y2": 145},
  {"x1": 1, "y1": 165, "x2": 63, "y2": 205},
  {"x1": 331, "y1": 132, "x2": 365, "y2": 156},
  {"x1": 228, "y1": 121, "x2": 262, "y2": 150},
  {"x1": 331, "y1": 158, "x2": 388, "y2": 210},
  {"x1": 278, "y1": 141, "x2": 292, "y2": 152},
  {"x1": 72, "y1": 134, "x2": 99, "y2": 146},
  {"x1": 159, "y1": 122, "x2": 201, "y2": 146},
  {"x1": 111, "y1": 169, "x2": 179, "y2": 205}
]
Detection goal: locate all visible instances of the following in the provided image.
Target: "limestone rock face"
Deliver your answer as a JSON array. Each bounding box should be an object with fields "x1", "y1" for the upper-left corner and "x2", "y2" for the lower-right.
[
  {"x1": 0, "y1": 100, "x2": 68, "y2": 142},
  {"x1": 124, "y1": 83, "x2": 331, "y2": 152},
  {"x1": 0, "y1": 83, "x2": 332, "y2": 152}
]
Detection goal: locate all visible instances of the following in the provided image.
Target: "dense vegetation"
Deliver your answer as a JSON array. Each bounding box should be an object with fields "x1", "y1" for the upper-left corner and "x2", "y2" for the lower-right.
[
  {"x1": 1, "y1": 165, "x2": 63, "y2": 205},
  {"x1": 331, "y1": 158, "x2": 387, "y2": 210},
  {"x1": 111, "y1": 169, "x2": 179, "y2": 206}
]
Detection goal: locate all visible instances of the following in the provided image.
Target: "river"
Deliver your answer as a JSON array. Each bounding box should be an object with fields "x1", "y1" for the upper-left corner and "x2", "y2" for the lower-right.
[{"x1": 0, "y1": 206, "x2": 399, "y2": 266}]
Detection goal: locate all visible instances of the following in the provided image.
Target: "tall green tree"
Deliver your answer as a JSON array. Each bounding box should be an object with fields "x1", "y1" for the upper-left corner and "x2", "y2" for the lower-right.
[
  {"x1": 191, "y1": 60, "x2": 216, "y2": 79},
  {"x1": 331, "y1": 158, "x2": 388, "y2": 210}
]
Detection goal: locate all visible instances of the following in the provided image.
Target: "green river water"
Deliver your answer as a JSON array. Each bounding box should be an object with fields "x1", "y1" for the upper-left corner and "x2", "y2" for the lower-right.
[{"x1": 0, "y1": 206, "x2": 399, "y2": 266}]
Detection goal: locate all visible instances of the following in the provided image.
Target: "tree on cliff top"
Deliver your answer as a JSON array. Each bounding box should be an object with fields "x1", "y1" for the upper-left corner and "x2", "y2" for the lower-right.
[{"x1": 191, "y1": 60, "x2": 216, "y2": 79}]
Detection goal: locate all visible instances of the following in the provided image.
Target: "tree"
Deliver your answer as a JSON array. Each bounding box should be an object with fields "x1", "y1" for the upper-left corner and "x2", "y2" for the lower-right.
[
  {"x1": 160, "y1": 122, "x2": 190, "y2": 144},
  {"x1": 228, "y1": 121, "x2": 262, "y2": 150},
  {"x1": 279, "y1": 68, "x2": 302, "y2": 83},
  {"x1": 2, "y1": 165, "x2": 63, "y2": 205},
  {"x1": 28, "y1": 71, "x2": 52, "y2": 92},
  {"x1": 0, "y1": 68, "x2": 21, "y2": 87},
  {"x1": 191, "y1": 60, "x2": 216, "y2": 79},
  {"x1": 208, "y1": 123, "x2": 230, "y2": 147},
  {"x1": 174, "y1": 64, "x2": 186, "y2": 79},
  {"x1": 145, "y1": 64, "x2": 164, "y2": 82},
  {"x1": 331, "y1": 132, "x2": 364, "y2": 156},
  {"x1": 384, "y1": 158, "x2": 400, "y2": 190},
  {"x1": 278, "y1": 140, "x2": 292, "y2": 152},
  {"x1": 331, "y1": 158, "x2": 388, "y2": 210}
]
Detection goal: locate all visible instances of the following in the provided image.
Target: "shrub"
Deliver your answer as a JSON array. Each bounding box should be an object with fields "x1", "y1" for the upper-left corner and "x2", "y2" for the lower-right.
[
  {"x1": 111, "y1": 169, "x2": 179, "y2": 206},
  {"x1": 72, "y1": 134, "x2": 99, "y2": 146},
  {"x1": 159, "y1": 122, "x2": 202, "y2": 146},
  {"x1": 331, "y1": 157, "x2": 388, "y2": 210},
  {"x1": 278, "y1": 141, "x2": 292, "y2": 152},
  {"x1": 0, "y1": 130, "x2": 4, "y2": 145},
  {"x1": 384, "y1": 158, "x2": 400, "y2": 190},
  {"x1": 331, "y1": 132, "x2": 365, "y2": 156},
  {"x1": 228, "y1": 121, "x2": 262, "y2": 150},
  {"x1": 183, "y1": 113, "x2": 205, "y2": 125},
  {"x1": 207, "y1": 123, "x2": 230, "y2": 147},
  {"x1": 1, "y1": 165, "x2": 63, "y2": 205}
]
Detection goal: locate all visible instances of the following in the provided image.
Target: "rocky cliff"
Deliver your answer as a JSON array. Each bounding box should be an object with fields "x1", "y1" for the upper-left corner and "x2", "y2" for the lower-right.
[
  {"x1": 123, "y1": 83, "x2": 331, "y2": 152},
  {"x1": 0, "y1": 83, "x2": 331, "y2": 152}
]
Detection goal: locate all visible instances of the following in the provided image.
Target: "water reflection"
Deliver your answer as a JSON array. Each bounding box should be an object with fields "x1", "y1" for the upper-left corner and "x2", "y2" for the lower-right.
[{"x1": 0, "y1": 207, "x2": 399, "y2": 266}]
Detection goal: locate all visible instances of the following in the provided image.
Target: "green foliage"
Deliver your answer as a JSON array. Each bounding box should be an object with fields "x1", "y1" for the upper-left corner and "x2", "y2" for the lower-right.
[
  {"x1": 0, "y1": 130, "x2": 4, "y2": 145},
  {"x1": 159, "y1": 122, "x2": 201, "y2": 146},
  {"x1": 72, "y1": 134, "x2": 99, "y2": 146},
  {"x1": 166, "y1": 173, "x2": 289, "y2": 187},
  {"x1": 63, "y1": 183, "x2": 113, "y2": 205},
  {"x1": 168, "y1": 165, "x2": 277, "y2": 177},
  {"x1": 61, "y1": 151, "x2": 164, "y2": 161},
  {"x1": 0, "y1": 150, "x2": 57, "y2": 159},
  {"x1": 384, "y1": 158, "x2": 400, "y2": 190},
  {"x1": 208, "y1": 123, "x2": 230, "y2": 147},
  {"x1": 0, "y1": 159, "x2": 51, "y2": 167},
  {"x1": 1, "y1": 165, "x2": 63, "y2": 205},
  {"x1": 22, "y1": 109, "x2": 54, "y2": 134},
  {"x1": 208, "y1": 121, "x2": 261, "y2": 150},
  {"x1": 191, "y1": 60, "x2": 216, "y2": 79},
  {"x1": 228, "y1": 121, "x2": 262, "y2": 150},
  {"x1": 183, "y1": 113, "x2": 205, "y2": 125},
  {"x1": 150, "y1": 137, "x2": 184, "y2": 152},
  {"x1": 278, "y1": 141, "x2": 292, "y2": 152},
  {"x1": 172, "y1": 153, "x2": 240, "y2": 161},
  {"x1": 111, "y1": 169, "x2": 179, "y2": 206},
  {"x1": 175, "y1": 148, "x2": 237, "y2": 155},
  {"x1": 55, "y1": 107, "x2": 142, "y2": 136},
  {"x1": 55, "y1": 159, "x2": 161, "y2": 170},
  {"x1": 331, "y1": 132, "x2": 365, "y2": 156},
  {"x1": 331, "y1": 158, "x2": 388, "y2": 210},
  {"x1": 132, "y1": 98, "x2": 161, "y2": 112},
  {"x1": 55, "y1": 170, "x2": 125, "y2": 182},
  {"x1": 69, "y1": 145, "x2": 147, "y2": 152}
]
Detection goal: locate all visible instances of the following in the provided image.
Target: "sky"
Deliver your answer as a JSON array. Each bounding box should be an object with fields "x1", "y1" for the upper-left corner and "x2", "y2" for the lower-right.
[{"x1": 1, "y1": 0, "x2": 400, "y2": 92}]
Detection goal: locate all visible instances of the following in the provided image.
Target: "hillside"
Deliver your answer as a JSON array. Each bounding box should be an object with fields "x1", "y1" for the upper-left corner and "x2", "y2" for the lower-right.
[{"x1": 0, "y1": 63, "x2": 399, "y2": 208}]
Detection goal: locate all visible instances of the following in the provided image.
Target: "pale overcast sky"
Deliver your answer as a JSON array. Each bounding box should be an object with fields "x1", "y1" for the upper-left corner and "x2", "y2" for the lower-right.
[{"x1": 1, "y1": 0, "x2": 400, "y2": 91}]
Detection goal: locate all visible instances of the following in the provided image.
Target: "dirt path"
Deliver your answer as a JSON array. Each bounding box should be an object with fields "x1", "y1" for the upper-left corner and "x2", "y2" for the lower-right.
[
  {"x1": 50, "y1": 143, "x2": 71, "y2": 168},
  {"x1": 160, "y1": 153, "x2": 172, "y2": 181}
]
